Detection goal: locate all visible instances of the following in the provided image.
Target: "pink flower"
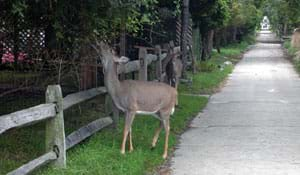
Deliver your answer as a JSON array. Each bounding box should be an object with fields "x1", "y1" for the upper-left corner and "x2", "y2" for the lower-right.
[
  {"x1": 17, "y1": 52, "x2": 27, "y2": 62},
  {"x1": 1, "y1": 52, "x2": 15, "y2": 64}
]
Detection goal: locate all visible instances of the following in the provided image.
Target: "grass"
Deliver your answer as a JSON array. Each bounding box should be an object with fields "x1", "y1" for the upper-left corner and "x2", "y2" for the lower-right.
[
  {"x1": 0, "y1": 38, "x2": 253, "y2": 175},
  {"x1": 179, "y1": 65, "x2": 233, "y2": 94},
  {"x1": 0, "y1": 95, "x2": 107, "y2": 174},
  {"x1": 179, "y1": 40, "x2": 253, "y2": 95},
  {"x1": 0, "y1": 71, "x2": 39, "y2": 84},
  {"x1": 0, "y1": 94, "x2": 208, "y2": 175},
  {"x1": 36, "y1": 95, "x2": 208, "y2": 175}
]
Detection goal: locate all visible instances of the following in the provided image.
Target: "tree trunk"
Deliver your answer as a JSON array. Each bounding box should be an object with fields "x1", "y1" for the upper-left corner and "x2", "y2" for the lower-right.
[
  {"x1": 45, "y1": 2, "x2": 56, "y2": 51},
  {"x1": 201, "y1": 32, "x2": 208, "y2": 61},
  {"x1": 180, "y1": 0, "x2": 189, "y2": 77},
  {"x1": 283, "y1": 23, "x2": 288, "y2": 36},
  {"x1": 207, "y1": 29, "x2": 214, "y2": 55},
  {"x1": 232, "y1": 26, "x2": 237, "y2": 42},
  {"x1": 214, "y1": 29, "x2": 221, "y2": 53},
  {"x1": 221, "y1": 27, "x2": 228, "y2": 46},
  {"x1": 201, "y1": 29, "x2": 214, "y2": 60},
  {"x1": 193, "y1": 26, "x2": 201, "y2": 61}
]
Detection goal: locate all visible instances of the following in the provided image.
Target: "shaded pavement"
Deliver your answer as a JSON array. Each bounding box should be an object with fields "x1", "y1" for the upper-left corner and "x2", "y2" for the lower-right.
[{"x1": 170, "y1": 31, "x2": 300, "y2": 175}]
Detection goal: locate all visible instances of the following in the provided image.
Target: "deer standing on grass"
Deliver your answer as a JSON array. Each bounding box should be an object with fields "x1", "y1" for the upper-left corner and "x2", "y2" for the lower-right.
[
  {"x1": 164, "y1": 46, "x2": 183, "y2": 105},
  {"x1": 93, "y1": 41, "x2": 177, "y2": 159}
]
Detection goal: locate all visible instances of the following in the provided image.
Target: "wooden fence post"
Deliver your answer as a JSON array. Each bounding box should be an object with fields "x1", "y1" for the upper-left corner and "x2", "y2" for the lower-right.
[
  {"x1": 155, "y1": 45, "x2": 163, "y2": 81},
  {"x1": 138, "y1": 48, "x2": 147, "y2": 81},
  {"x1": 45, "y1": 85, "x2": 66, "y2": 168},
  {"x1": 105, "y1": 94, "x2": 119, "y2": 128}
]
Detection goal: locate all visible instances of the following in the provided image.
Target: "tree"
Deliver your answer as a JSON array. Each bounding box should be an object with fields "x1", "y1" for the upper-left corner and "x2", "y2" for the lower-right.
[
  {"x1": 263, "y1": 0, "x2": 300, "y2": 35},
  {"x1": 190, "y1": 0, "x2": 230, "y2": 60}
]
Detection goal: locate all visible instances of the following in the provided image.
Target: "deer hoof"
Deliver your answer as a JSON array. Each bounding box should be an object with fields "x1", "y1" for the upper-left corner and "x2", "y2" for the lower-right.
[
  {"x1": 121, "y1": 150, "x2": 125, "y2": 154},
  {"x1": 162, "y1": 154, "x2": 168, "y2": 159}
]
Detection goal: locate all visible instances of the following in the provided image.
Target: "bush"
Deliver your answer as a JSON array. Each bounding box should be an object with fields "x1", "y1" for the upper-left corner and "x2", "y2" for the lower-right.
[{"x1": 284, "y1": 40, "x2": 298, "y2": 56}]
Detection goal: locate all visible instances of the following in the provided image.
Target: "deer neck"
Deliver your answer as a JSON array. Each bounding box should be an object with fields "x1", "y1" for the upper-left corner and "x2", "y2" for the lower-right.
[{"x1": 104, "y1": 61, "x2": 122, "y2": 98}]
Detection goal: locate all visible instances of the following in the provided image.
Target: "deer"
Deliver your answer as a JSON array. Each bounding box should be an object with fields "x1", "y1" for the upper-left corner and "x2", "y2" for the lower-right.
[
  {"x1": 166, "y1": 57, "x2": 183, "y2": 90},
  {"x1": 92, "y1": 41, "x2": 177, "y2": 159},
  {"x1": 164, "y1": 46, "x2": 183, "y2": 106}
]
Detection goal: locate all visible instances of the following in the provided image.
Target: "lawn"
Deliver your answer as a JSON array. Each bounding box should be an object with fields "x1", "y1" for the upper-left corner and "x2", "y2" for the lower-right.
[
  {"x1": 36, "y1": 95, "x2": 208, "y2": 175},
  {"x1": 179, "y1": 40, "x2": 252, "y2": 95},
  {"x1": 0, "y1": 71, "x2": 40, "y2": 84}
]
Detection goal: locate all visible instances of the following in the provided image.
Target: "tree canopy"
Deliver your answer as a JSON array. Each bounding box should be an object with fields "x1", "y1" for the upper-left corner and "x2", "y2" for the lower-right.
[{"x1": 263, "y1": 0, "x2": 300, "y2": 34}]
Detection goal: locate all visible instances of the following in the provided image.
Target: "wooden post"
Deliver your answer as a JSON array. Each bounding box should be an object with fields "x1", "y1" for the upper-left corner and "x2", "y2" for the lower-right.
[
  {"x1": 105, "y1": 94, "x2": 119, "y2": 128},
  {"x1": 138, "y1": 48, "x2": 147, "y2": 81},
  {"x1": 155, "y1": 45, "x2": 163, "y2": 81},
  {"x1": 45, "y1": 85, "x2": 66, "y2": 168}
]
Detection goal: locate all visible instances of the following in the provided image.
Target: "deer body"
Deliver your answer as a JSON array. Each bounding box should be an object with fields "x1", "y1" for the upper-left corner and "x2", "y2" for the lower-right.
[{"x1": 98, "y1": 42, "x2": 177, "y2": 159}]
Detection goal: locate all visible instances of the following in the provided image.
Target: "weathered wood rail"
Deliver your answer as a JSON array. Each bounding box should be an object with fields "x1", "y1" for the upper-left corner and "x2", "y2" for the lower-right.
[{"x1": 1, "y1": 42, "x2": 181, "y2": 174}]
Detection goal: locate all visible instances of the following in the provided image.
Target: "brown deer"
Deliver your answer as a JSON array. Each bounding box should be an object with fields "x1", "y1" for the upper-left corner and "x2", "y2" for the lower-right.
[
  {"x1": 93, "y1": 41, "x2": 177, "y2": 159},
  {"x1": 166, "y1": 57, "x2": 183, "y2": 90}
]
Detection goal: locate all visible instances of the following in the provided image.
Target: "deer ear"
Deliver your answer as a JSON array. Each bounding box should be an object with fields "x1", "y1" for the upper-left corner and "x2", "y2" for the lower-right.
[{"x1": 115, "y1": 56, "x2": 129, "y2": 63}]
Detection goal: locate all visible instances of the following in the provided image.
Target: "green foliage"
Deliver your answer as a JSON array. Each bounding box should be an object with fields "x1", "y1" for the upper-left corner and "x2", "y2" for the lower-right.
[
  {"x1": 190, "y1": 0, "x2": 262, "y2": 33},
  {"x1": 227, "y1": 0, "x2": 263, "y2": 31},
  {"x1": 283, "y1": 39, "x2": 300, "y2": 75},
  {"x1": 284, "y1": 40, "x2": 297, "y2": 56},
  {"x1": 263, "y1": 0, "x2": 300, "y2": 33},
  {"x1": 190, "y1": 0, "x2": 230, "y2": 31},
  {"x1": 1, "y1": 0, "x2": 172, "y2": 52}
]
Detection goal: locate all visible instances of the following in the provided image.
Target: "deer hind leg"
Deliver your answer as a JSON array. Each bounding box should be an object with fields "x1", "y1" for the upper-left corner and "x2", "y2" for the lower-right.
[
  {"x1": 151, "y1": 121, "x2": 163, "y2": 149},
  {"x1": 121, "y1": 111, "x2": 135, "y2": 154},
  {"x1": 162, "y1": 118, "x2": 170, "y2": 159}
]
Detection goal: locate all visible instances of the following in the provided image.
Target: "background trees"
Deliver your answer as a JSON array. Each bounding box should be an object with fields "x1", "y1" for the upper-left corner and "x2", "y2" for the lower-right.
[
  {"x1": 0, "y1": 0, "x2": 266, "y2": 81},
  {"x1": 263, "y1": 0, "x2": 300, "y2": 36},
  {"x1": 189, "y1": 0, "x2": 263, "y2": 60}
]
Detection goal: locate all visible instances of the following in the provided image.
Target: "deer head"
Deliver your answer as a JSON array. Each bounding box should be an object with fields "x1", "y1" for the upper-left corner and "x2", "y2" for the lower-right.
[{"x1": 92, "y1": 41, "x2": 129, "y2": 71}]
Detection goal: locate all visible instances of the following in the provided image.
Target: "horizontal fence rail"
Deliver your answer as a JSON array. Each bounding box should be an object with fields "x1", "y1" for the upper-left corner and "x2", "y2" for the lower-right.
[
  {"x1": 7, "y1": 151, "x2": 58, "y2": 175},
  {"x1": 66, "y1": 117, "x2": 113, "y2": 149},
  {"x1": 0, "y1": 103, "x2": 56, "y2": 134},
  {"x1": 63, "y1": 87, "x2": 107, "y2": 110}
]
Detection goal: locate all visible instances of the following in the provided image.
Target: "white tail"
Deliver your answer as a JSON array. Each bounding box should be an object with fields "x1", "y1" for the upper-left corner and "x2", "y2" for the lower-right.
[{"x1": 93, "y1": 41, "x2": 177, "y2": 159}]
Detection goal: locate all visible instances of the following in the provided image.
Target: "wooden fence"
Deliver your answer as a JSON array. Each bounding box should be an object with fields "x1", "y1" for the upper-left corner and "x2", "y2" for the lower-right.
[{"x1": 0, "y1": 43, "x2": 180, "y2": 175}]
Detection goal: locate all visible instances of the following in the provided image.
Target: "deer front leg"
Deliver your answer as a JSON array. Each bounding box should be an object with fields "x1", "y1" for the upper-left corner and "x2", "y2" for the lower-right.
[
  {"x1": 162, "y1": 119, "x2": 170, "y2": 159},
  {"x1": 151, "y1": 121, "x2": 163, "y2": 149},
  {"x1": 129, "y1": 127, "x2": 134, "y2": 152},
  {"x1": 121, "y1": 111, "x2": 135, "y2": 154}
]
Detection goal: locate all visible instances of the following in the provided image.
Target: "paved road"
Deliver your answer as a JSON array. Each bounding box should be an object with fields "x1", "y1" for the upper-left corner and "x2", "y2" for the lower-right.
[{"x1": 170, "y1": 31, "x2": 300, "y2": 175}]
